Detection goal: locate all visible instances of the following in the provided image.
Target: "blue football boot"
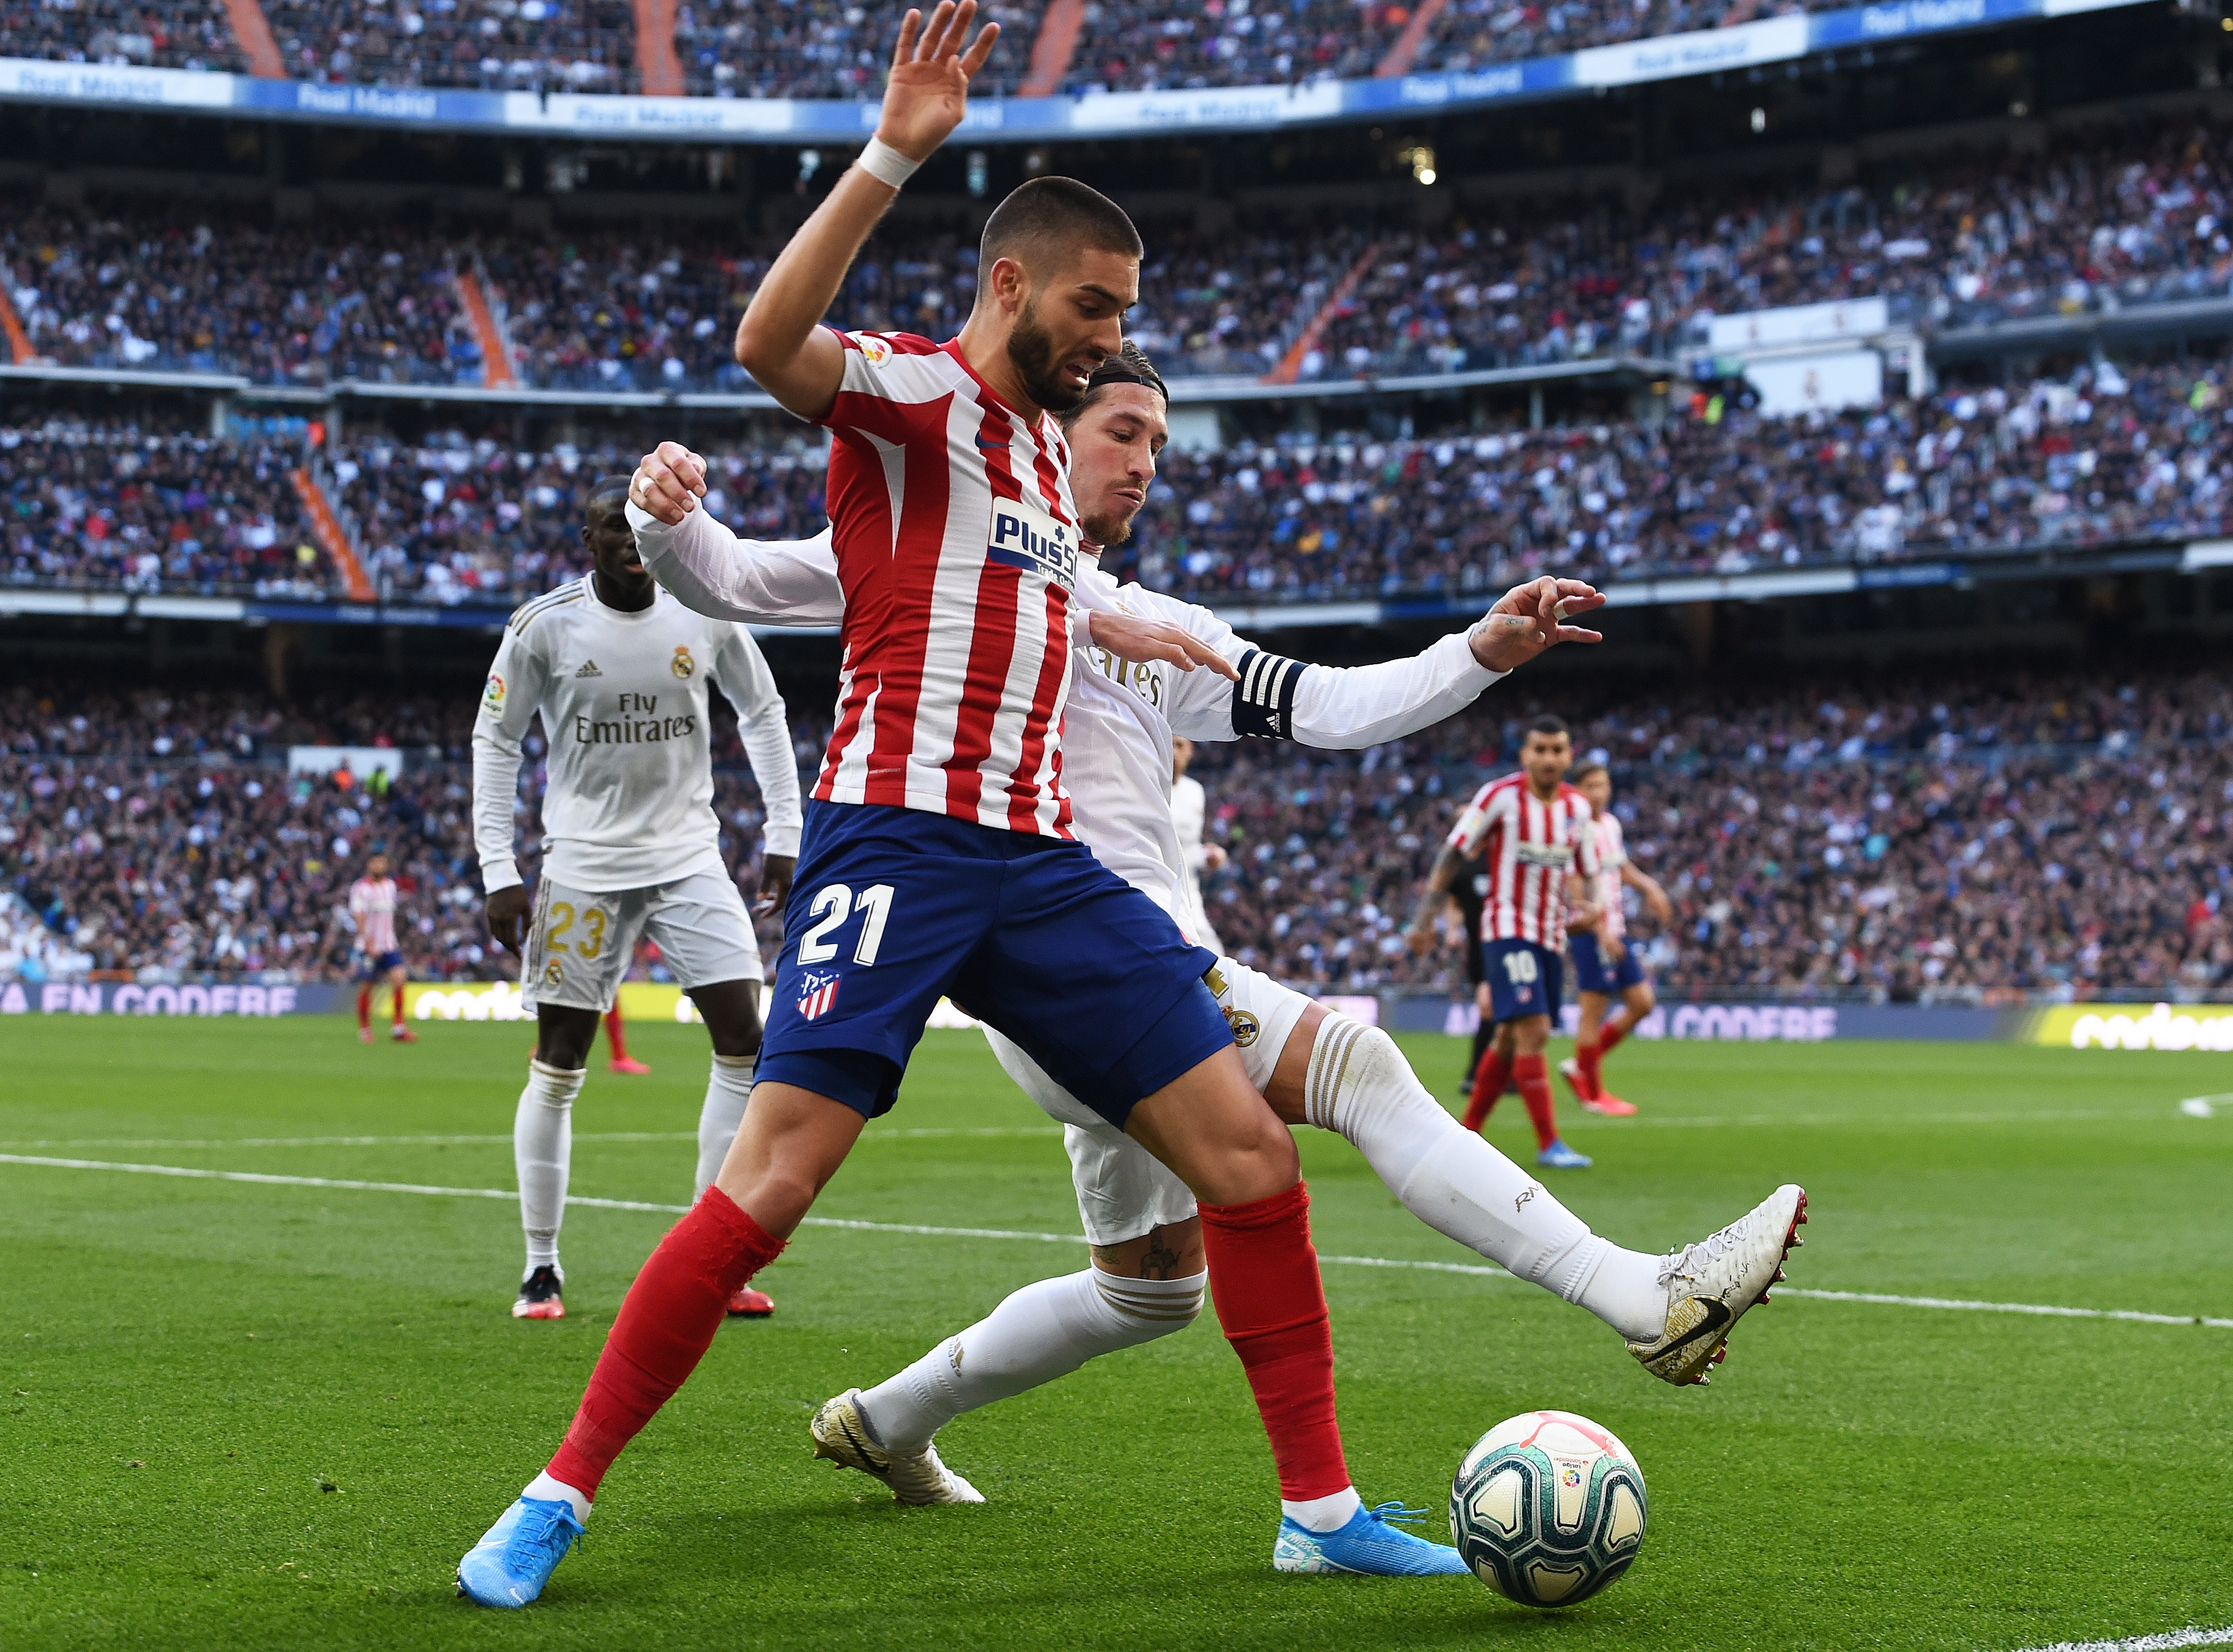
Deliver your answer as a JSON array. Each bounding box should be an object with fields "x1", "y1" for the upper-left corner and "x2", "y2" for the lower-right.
[
  {"x1": 1273, "y1": 1501, "x2": 1470, "y2": 1575},
  {"x1": 1537, "y1": 1139, "x2": 1593, "y2": 1169},
  {"x1": 456, "y1": 1494, "x2": 584, "y2": 1607}
]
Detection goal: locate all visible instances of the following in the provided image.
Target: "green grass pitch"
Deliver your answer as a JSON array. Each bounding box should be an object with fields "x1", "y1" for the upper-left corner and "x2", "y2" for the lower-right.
[{"x1": 2, "y1": 1017, "x2": 2229, "y2": 1651}]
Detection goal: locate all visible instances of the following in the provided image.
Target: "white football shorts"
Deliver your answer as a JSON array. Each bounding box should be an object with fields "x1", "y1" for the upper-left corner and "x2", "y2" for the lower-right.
[
  {"x1": 982, "y1": 956, "x2": 1312, "y2": 1246},
  {"x1": 522, "y1": 867, "x2": 761, "y2": 1014}
]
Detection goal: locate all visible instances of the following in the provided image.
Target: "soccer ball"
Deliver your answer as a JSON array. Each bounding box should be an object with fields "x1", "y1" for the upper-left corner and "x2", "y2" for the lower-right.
[{"x1": 1449, "y1": 1410, "x2": 1648, "y2": 1608}]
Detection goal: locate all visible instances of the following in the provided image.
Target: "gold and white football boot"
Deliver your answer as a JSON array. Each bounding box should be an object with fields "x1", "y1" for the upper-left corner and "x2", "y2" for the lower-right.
[
  {"x1": 1629, "y1": 1184, "x2": 1808, "y2": 1386},
  {"x1": 810, "y1": 1388, "x2": 985, "y2": 1505}
]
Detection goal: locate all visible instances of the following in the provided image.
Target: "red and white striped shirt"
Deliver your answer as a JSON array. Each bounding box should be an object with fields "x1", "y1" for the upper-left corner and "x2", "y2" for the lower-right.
[
  {"x1": 1589, "y1": 812, "x2": 1629, "y2": 941},
  {"x1": 1446, "y1": 774, "x2": 1600, "y2": 946},
  {"x1": 348, "y1": 875, "x2": 399, "y2": 955},
  {"x1": 815, "y1": 329, "x2": 1080, "y2": 838}
]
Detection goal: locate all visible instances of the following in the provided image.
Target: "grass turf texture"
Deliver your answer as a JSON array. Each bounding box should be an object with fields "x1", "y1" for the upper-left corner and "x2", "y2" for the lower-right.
[{"x1": 1, "y1": 1019, "x2": 2229, "y2": 1652}]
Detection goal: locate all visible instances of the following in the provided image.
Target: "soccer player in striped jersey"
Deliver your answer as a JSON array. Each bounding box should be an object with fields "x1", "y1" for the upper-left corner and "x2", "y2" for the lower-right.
[
  {"x1": 457, "y1": 7, "x2": 1439, "y2": 1603},
  {"x1": 347, "y1": 853, "x2": 415, "y2": 1044},
  {"x1": 1560, "y1": 761, "x2": 1673, "y2": 1116},
  {"x1": 622, "y1": 342, "x2": 1807, "y2": 1525},
  {"x1": 1409, "y1": 718, "x2": 1603, "y2": 1169}
]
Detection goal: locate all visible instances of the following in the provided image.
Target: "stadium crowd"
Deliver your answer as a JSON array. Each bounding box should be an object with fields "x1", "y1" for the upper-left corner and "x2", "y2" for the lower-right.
[
  {"x1": 0, "y1": 0, "x2": 1909, "y2": 94},
  {"x1": 13, "y1": 350, "x2": 2233, "y2": 601},
  {"x1": 7, "y1": 115, "x2": 2231, "y2": 389},
  {"x1": 1, "y1": 668, "x2": 2226, "y2": 998}
]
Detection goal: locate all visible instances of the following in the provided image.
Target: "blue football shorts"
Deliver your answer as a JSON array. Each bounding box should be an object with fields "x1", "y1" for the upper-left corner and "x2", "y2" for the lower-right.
[
  {"x1": 354, "y1": 949, "x2": 404, "y2": 980},
  {"x1": 758, "y1": 801, "x2": 1230, "y2": 1128},
  {"x1": 1480, "y1": 937, "x2": 1563, "y2": 1026},
  {"x1": 1569, "y1": 931, "x2": 1646, "y2": 997}
]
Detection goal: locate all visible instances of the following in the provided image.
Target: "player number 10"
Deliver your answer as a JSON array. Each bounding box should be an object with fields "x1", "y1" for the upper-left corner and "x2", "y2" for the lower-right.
[
  {"x1": 1502, "y1": 950, "x2": 1539, "y2": 986},
  {"x1": 797, "y1": 882, "x2": 896, "y2": 967}
]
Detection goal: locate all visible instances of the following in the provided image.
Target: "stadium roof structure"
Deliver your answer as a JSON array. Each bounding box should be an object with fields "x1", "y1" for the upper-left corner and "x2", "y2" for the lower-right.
[{"x1": 0, "y1": 0, "x2": 2157, "y2": 145}]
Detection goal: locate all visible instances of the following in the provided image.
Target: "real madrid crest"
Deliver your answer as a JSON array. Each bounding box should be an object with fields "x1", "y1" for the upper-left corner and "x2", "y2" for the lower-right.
[
  {"x1": 1223, "y1": 1008, "x2": 1260, "y2": 1048},
  {"x1": 671, "y1": 645, "x2": 696, "y2": 680}
]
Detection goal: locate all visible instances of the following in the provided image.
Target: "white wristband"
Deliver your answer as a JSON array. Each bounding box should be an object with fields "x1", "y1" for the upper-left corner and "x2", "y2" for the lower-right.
[{"x1": 858, "y1": 136, "x2": 922, "y2": 189}]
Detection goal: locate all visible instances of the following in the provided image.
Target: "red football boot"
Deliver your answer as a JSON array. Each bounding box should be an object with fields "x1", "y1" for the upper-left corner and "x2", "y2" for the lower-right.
[
  {"x1": 608, "y1": 1056, "x2": 652, "y2": 1075},
  {"x1": 726, "y1": 1286, "x2": 775, "y2": 1318},
  {"x1": 1582, "y1": 1090, "x2": 1639, "y2": 1117},
  {"x1": 512, "y1": 1265, "x2": 565, "y2": 1320}
]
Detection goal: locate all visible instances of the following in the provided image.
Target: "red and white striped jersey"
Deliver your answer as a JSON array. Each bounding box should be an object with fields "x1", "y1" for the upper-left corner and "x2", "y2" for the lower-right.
[
  {"x1": 1589, "y1": 812, "x2": 1629, "y2": 941},
  {"x1": 814, "y1": 329, "x2": 1082, "y2": 838},
  {"x1": 348, "y1": 875, "x2": 399, "y2": 955},
  {"x1": 1446, "y1": 774, "x2": 1600, "y2": 946}
]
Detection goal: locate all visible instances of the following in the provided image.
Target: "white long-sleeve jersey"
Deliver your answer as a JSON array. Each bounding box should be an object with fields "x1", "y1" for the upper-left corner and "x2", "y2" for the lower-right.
[
  {"x1": 631, "y1": 499, "x2": 1506, "y2": 926},
  {"x1": 471, "y1": 573, "x2": 803, "y2": 896}
]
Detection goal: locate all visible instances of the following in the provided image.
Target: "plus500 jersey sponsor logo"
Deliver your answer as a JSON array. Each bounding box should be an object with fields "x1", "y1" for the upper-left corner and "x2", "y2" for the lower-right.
[{"x1": 987, "y1": 497, "x2": 1077, "y2": 590}]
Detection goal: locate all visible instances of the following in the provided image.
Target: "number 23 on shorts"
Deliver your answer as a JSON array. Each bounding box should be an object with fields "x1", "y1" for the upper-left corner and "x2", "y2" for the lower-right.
[{"x1": 796, "y1": 883, "x2": 896, "y2": 967}]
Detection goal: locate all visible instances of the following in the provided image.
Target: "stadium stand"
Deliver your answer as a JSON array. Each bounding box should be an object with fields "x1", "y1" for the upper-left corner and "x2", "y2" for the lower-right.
[
  {"x1": 3, "y1": 672, "x2": 2225, "y2": 995},
  {"x1": 4, "y1": 113, "x2": 2229, "y2": 389},
  {"x1": 12, "y1": 350, "x2": 2231, "y2": 603},
  {"x1": 0, "y1": 0, "x2": 249, "y2": 73}
]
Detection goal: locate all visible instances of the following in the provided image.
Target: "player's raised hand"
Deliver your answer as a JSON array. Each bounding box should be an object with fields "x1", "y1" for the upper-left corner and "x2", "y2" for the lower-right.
[
  {"x1": 876, "y1": 2, "x2": 1001, "y2": 163},
  {"x1": 1087, "y1": 608, "x2": 1241, "y2": 681},
  {"x1": 632, "y1": 441, "x2": 708, "y2": 526},
  {"x1": 1468, "y1": 575, "x2": 1606, "y2": 673}
]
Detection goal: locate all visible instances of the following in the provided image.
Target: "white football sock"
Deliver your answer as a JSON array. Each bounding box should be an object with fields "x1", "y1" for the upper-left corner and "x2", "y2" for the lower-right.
[
  {"x1": 521, "y1": 1470, "x2": 591, "y2": 1523},
  {"x1": 857, "y1": 1265, "x2": 1206, "y2": 1454},
  {"x1": 514, "y1": 1059, "x2": 583, "y2": 1275},
  {"x1": 1283, "y1": 1487, "x2": 1365, "y2": 1532},
  {"x1": 1303, "y1": 1016, "x2": 1667, "y2": 1344},
  {"x1": 696, "y1": 1054, "x2": 754, "y2": 1198}
]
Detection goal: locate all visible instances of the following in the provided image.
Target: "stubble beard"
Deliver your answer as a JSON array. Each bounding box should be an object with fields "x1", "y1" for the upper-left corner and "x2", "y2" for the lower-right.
[{"x1": 1007, "y1": 298, "x2": 1096, "y2": 414}]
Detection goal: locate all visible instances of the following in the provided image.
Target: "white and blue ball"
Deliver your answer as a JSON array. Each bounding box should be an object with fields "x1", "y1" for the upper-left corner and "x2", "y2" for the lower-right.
[{"x1": 1449, "y1": 1410, "x2": 1647, "y2": 1608}]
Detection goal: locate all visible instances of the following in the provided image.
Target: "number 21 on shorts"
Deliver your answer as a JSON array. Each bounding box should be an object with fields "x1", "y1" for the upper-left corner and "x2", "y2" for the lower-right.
[{"x1": 796, "y1": 883, "x2": 896, "y2": 967}]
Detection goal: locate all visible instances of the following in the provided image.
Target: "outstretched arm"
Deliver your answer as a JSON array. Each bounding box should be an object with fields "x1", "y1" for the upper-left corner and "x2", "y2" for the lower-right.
[
  {"x1": 1135, "y1": 572, "x2": 1604, "y2": 748},
  {"x1": 733, "y1": 4, "x2": 998, "y2": 418},
  {"x1": 629, "y1": 442, "x2": 843, "y2": 625}
]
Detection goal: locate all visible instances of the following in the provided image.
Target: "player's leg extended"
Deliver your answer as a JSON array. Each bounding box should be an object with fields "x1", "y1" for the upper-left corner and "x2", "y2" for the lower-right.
[
  {"x1": 511, "y1": 1004, "x2": 599, "y2": 1320},
  {"x1": 1462, "y1": 1017, "x2": 1515, "y2": 1132},
  {"x1": 1598, "y1": 979, "x2": 1654, "y2": 1064},
  {"x1": 459, "y1": 1080, "x2": 858, "y2": 1607},
  {"x1": 1255, "y1": 987, "x2": 1807, "y2": 1387},
  {"x1": 826, "y1": 1037, "x2": 1207, "y2": 1502}
]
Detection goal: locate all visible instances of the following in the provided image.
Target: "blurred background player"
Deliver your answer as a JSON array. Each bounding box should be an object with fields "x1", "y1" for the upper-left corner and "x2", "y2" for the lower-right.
[
  {"x1": 474, "y1": 475, "x2": 801, "y2": 1323},
  {"x1": 1562, "y1": 762, "x2": 1672, "y2": 1116},
  {"x1": 601, "y1": 1006, "x2": 650, "y2": 1076},
  {"x1": 1450, "y1": 844, "x2": 1496, "y2": 1102},
  {"x1": 1409, "y1": 714, "x2": 1601, "y2": 1169},
  {"x1": 349, "y1": 851, "x2": 416, "y2": 1045},
  {"x1": 1169, "y1": 735, "x2": 1226, "y2": 954}
]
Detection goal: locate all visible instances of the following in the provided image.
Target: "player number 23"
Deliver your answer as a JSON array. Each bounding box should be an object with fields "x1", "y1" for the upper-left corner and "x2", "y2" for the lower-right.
[
  {"x1": 797, "y1": 883, "x2": 896, "y2": 967},
  {"x1": 1501, "y1": 950, "x2": 1540, "y2": 986}
]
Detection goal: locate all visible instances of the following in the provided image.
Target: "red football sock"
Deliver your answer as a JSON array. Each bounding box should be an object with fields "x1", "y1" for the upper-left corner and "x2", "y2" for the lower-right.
[
  {"x1": 1461, "y1": 1047, "x2": 1511, "y2": 1132},
  {"x1": 355, "y1": 986, "x2": 372, "y2": 1031},
  {"x1": 1513, "y1": 1054, "x2": 1559, "y2": 1150},
  {"x1": 390, "y1": 984, "x2": 407, "y2": 1027},
  {"x1": 1575, "y1": 1040, "x2": 1603, "y2": 1100},
  {"x1": 603, "y1": 1007, "x2": 630, "y2": 1063},
  {"x1": 1198, "y1": 1183, "x2": 1349, "y2": 1503},
  {"x1": 1597, "y1": 1018, "x2": 1628, "y2": 1056},
  {"x1": 546, "y1": 1187, "x2": 782, "y2": 1500}
]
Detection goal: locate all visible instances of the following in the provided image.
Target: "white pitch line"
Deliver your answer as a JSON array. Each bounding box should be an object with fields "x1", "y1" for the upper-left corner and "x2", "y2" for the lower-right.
[
  {"x1": 2001, "y1": 1627, "x2": 2233, "y2": 1652},
  {"x1": 0, "y1": 1125, "x2": 1061, "y2": 1151},
  {"x1": 2, "y1": 1153, "x2": 2229, "y2": 1330}
]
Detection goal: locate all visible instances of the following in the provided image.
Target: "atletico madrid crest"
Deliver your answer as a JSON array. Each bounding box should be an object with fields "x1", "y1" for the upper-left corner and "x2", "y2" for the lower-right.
[{"x1": 796, "y1": 969, "x2": 841, "y2": 1022}]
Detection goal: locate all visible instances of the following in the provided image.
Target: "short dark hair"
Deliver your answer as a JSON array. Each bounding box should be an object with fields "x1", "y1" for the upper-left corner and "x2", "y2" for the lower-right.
[
  {"x1": 1569, "y1": 760, "x2": 1607, "y2": 783},
  {"x1": 1525, "y1": 714, "x2": 1571, "y2": 742},
  {"x1": 977, "y1": 176, "x2": 1143, "y2": 296},
  {"x1": 1059, "y1": 340, "x2": 1168, "y2": 429},
  {"x1": 585, "y1": 474, "x2": 632, "y2": 513}
]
